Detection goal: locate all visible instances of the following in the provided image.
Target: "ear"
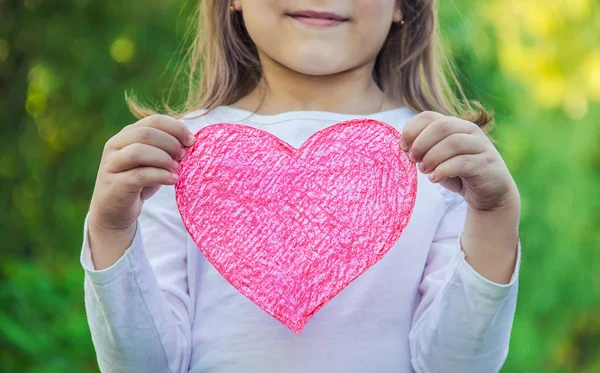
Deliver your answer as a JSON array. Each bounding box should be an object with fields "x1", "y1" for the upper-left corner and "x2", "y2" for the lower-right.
[
  {"x1": 232, "y1": 0, "x2": 242, "y2": 11},
  {"x1": 392, "y1": 2, "x2": 403, "y2": 23}
]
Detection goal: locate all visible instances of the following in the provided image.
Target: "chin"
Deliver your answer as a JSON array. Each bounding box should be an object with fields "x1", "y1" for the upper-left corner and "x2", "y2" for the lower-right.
[
  {"x1": 280, "y1": 45, "x2": 353, "y2": 76},
  {"x1": 287, "y1": 60, "x2": 348, "y2": 76}
]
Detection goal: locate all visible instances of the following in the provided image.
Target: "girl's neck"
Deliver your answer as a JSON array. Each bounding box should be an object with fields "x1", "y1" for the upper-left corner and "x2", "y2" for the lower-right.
[{"x1": 233, "y1": 54, "x2": 401, "y2": 115}]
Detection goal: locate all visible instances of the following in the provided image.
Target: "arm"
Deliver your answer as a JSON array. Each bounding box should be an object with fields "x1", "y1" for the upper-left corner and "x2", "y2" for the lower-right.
[
  {"x1": 409, "y1": 191, "x2": 520, "y2": 373},
  {"x1": 462, "y1": 195, "x2": 520, "y2": 284},
  {"x1": 81, "y1": 186, "x2": 192, "y2": 373},
  {"x1": 401, "y1": 111, "x2": 523, "y2": 371}
]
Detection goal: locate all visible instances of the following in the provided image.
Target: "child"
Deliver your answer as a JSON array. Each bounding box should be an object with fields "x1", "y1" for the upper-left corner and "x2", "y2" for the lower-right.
[{"x1": 81, "y1": 1, "x2": 521, "y2": 372}]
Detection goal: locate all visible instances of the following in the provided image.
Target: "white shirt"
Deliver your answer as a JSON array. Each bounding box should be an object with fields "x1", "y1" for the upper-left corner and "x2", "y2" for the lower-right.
[{"x1": 81, "y1": 106, "x2": 520, "y2": 373}]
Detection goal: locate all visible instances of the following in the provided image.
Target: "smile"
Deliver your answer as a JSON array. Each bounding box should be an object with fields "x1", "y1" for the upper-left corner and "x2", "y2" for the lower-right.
[{"x1": 287, "y1": 10, "x2": 349, "y2": 28}]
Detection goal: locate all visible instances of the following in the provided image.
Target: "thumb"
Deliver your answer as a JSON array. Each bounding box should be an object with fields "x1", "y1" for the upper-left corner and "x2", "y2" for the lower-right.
[
  {"x1": 141, "y1": 185, "x2": 161, "y2": 201},
  {"x1": 439, "y1": 177, "x2": 463, "y2": 195}
]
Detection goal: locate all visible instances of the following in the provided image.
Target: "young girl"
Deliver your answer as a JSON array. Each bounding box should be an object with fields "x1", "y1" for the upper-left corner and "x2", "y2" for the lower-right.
[{"x1": 81, "y1": 1, "x2": 521, "y2": 372}]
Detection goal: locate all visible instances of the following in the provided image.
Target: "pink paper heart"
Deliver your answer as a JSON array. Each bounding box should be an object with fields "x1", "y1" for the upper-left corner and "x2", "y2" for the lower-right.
[{"x1": 175, "y1": 119, "x2": 417, "y2": 333}]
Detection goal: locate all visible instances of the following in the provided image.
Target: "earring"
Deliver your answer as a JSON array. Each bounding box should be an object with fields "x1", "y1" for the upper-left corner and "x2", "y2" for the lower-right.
[{"x1": 400, "y1": 19, "x2": 405, "y2": 26}]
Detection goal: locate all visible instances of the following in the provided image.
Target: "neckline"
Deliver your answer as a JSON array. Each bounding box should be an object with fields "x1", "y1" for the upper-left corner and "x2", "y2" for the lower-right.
[{"x1": 213, "y1": 106, "x2": 415, "y2": 125}]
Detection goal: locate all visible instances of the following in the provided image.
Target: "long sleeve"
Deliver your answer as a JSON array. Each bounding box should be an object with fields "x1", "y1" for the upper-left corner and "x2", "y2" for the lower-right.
[
  {"x1": 409, "y1": 190, "x2": 520, "y2": 373},
  {"x1": 80, "y1": 186, "x2": 192, "y2": 373}
]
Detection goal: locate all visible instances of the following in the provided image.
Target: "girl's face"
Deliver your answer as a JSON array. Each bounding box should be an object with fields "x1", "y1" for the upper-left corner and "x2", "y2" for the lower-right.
[{"x1": 234, "y1": 0, "x2": 402, "y2": 76}]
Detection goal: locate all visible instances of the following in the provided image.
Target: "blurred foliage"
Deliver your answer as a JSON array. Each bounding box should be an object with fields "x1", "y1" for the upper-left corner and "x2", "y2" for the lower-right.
[{"x1": 0, "y1": 0, "x2": 599, "y2": 372}]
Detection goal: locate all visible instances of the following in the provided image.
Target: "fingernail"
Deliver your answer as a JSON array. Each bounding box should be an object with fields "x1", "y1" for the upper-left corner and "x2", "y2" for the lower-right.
[
  {"x1": 419, "y1": 163, "x2": 426, "y2": 173},
  {"x1": 187, "y1": 133, "x2": 195, "y2": 146},
  {"x1": 400, "y1": 140, "x2": 408, "y2": 151},
  {"x1": 408, "y1": 152, "x2": 417, "y2": 163},
  {"x1": 170, "y1": 173, "x2": 179, "y2": 182},
  {"x1": 172, "y1": 160, "x2": 179, "y2": 172},
  {"x1": 429, "y1": 173, "x2": 436, "y2": 182},
  {"x1": 179, "y1": 148, "x2": 186, "y2": 160}
]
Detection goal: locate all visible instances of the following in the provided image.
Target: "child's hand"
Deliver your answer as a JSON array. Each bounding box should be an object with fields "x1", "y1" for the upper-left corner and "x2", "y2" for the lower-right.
[
  {"x1": 402, "y1": 111, "x2": 520, "y2": 283},
  {"x1": 87, "y1": 115, "x2": 194, "y2": 268},
  {"x1": 400, "y1": 111, "x2": 519, "y2": 212}
]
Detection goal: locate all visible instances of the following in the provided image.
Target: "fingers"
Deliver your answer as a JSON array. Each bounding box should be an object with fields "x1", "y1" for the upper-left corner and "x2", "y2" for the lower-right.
[
  {"x1": 408, "y1": 118, "x2": 479, "y2": 162},
  {"x1": 429, "y1": 154, "x2": 480, "y2": 183},
  {"x1": 106, "y1": 115, "x2": 194, "y2": 154},
  {"x1": 110, "y1": 126, "x2": 186, "y2": 160},
  {"x1": 134, "y1": 115, "x2": 195, "y2": 148},
  {"x1": 418, "y1": 133, "x2": 485, "y2": 174},
  {"x1": 400, "y1": 111, "x2": 445, "y2": 151},
  {"x1": 107, "y1": 143, "x2": 178, "y2": 174},
  {"x1": 117, "y1": 166, "x2": 178, "y2": 193},
  {"x1": 98, "y1": 114, "x2": 194, "y2": 195},
  {"x1": 401, "y1": 112, "x2": 492, "y2": 191}
]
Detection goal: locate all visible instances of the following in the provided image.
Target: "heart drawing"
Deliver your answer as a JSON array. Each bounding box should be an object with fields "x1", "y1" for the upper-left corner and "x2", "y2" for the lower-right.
[{"x1": 175, "y1": 119, "x2": 417, "y2": 333}]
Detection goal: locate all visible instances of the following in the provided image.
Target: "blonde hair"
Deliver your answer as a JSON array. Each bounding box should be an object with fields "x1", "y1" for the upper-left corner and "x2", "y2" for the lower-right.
[{"x1": 128, "y1": 0, "x2": 493, "y2": 128}]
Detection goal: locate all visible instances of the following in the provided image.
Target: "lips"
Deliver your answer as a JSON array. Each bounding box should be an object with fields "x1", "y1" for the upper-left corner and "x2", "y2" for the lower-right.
[{"x1": 287, "y1": 10, "x2": 349, "y2": 27}]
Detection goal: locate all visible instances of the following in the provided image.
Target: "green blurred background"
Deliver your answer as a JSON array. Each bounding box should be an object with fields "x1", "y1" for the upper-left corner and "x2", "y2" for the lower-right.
[{"x1": 1, "y1": 0, "x2": 599, "y2": 372}]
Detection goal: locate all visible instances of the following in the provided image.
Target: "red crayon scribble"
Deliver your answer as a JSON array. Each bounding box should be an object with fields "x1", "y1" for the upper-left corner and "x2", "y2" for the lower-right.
[{"x1": 175, "y1": 119, "x2": 417, "y2": 333}]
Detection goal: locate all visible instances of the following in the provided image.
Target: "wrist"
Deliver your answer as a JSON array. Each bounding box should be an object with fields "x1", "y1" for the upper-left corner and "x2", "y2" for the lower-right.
[
  {"x1": 461, "y1": 189, "x2": 520, "y2": 284},
  {"x1": 464, "y1": 186, "x2": 520, "y2": 242},
  {"x1": 87, "y1": 215, "x2": 137, "y2": 270}
]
